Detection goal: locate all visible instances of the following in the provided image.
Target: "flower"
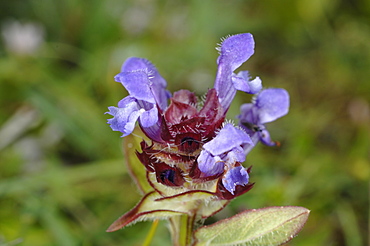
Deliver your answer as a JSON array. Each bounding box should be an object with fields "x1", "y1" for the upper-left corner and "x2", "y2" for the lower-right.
[
  {"x1": 197, "y1": 123, "x2": 253, "y2": 194},
  {"x1": 238, "y1": 88, "x2": 290, "y2": 154},
  {"x1": 105, "y1": 33, "x2": 288, "y2": 231},
  {"x1": 105, "y1": 57, "x2": 170, "y2": 142}
]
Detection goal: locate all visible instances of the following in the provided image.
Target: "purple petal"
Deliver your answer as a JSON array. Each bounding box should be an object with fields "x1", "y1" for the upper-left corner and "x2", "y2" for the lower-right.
[
  {"x1": 117, "y1": 97, "x2": 163, "y2": 141},
  {"x1": 203, "y1": 123, "x2": 253, "y2": 156},
  {"x1": 111, "y1": 57, "x2": 171, "y2": 140},
  {"x1": 116, "y1": 57, "x2": 170, "y2": 110},
  {"x1": 224, "y1": 146, "x2": 246, "y2": 164},
  {"x1": 214, "y1": 33, "x2": 255, "y2": 109},
  {"x1": 255, "y1": 88, "x2": 290, "y2": 124},
  {"x1": 242, "y1": 133, "x2": 259, "y2": 155},
  {"x1": 120, "y1": 57, "x2": 150, "y2": 72},
  {"x1": 217, "y1": 33, "x2": 255, "y2": 71},
  {"x1": 237, "y1": 88, "x2": 289, "y2": 151},
  {"x1": 139, "y1": 105, "x2": 158, "y2": 127},
  {"x1": 237, "y1": 103, "x2": 260, "y2": 146},
  {"x1": 141, "y1": 121, "x2": 163, "y2": 143},
  {"x1": 238, "y1": 103, "x2": 256, "y2": 125},
  {"x1": 115, "y1": 70, "x2": 156, "y2": 104},
  {"x1": 106, "y1": 97, "x2": 141, "y2": 137},
  {"x1": 120, "y1": 57, "x2": 167, "y2": 88},
  {"x1": 258, "y1": 129, "x2": 276, "y2": 146},
  {"x1": 232, "y1": 71, "x2": 262, "y2": 94},
  {"x1": 222, "y1": 166, "x2": 249, "y2": 194},
  {"x1": 197, "y1": 150, "x2": 225, "y2": 176},
  {"x1": 107, "y1": 96, "x2": 161, "y2": 138}
]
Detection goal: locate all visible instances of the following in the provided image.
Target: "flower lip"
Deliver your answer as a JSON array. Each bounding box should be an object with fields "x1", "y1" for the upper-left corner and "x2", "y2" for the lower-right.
[
  {"x1": 197, "y1": 151, "x2": 225, "y2": 177},
  {"x1": 222, "y1": 166, "x2": 249, "y2": 195},
  {"x1": 255, "y1": 88, "x2": 290, "y2": 124},
  {"x1": 105, "y1": 98, "x2": 141, "y2": 137},
  {"x1": 202, "y1": 123, "x2": 253, "y2": 156}
]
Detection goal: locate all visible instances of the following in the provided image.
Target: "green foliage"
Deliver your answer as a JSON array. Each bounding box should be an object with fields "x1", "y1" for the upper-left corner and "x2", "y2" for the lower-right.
[
  {"x1": 194, "y1": 206, "x2": 309, "y2": 246},
  {"x1": 0, "y1": 0, "x2": 369, "y2": 245}
]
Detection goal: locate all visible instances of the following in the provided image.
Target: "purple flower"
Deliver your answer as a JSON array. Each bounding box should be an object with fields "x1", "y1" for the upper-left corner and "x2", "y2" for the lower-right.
[
  {"x1": 197, "y1": 123, "x2": 253, "y2": 194},
  {"x1": 106, "y1": 33, "x2": 271, "y2": 196},
  {"x1": 238, "y1": 88, "x2": 290, "y2": 153},
  {"x1": 105, "y1": 58, "x2": 170, "y2": 141}
]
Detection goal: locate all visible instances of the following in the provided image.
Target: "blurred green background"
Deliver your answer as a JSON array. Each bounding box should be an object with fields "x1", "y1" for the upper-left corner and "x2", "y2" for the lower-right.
[{"x1": 0, "y1": 0, "x2": 369, "y2": 245}]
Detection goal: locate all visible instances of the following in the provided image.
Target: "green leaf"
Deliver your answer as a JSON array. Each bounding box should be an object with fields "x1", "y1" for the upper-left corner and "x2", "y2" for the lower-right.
[{"x1": 193, "y1": 206, "x2": 310, "y2": 246}]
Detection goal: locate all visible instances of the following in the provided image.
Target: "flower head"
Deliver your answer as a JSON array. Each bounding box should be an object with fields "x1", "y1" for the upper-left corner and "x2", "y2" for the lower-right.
[
  {"x1": 105, "y1": 33, "x2": 288, "y2": 231},
  {"x1": 107, "y1": 34, "x2": 259, "y2": 197}
]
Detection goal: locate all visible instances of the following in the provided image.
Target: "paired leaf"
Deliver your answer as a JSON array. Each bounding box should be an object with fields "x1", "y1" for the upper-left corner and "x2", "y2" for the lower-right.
[{"x1": 193, "y1": 206, "x2": 310, "y2": 246}]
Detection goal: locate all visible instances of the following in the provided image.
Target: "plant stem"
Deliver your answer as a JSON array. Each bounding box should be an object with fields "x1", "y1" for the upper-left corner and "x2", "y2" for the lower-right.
[
  {"x1": 143, "y1": 219, "x2": 159, "y2": 246},
  {"x1": 169, "y1": 214, "x2": 195, "y2": 246}
]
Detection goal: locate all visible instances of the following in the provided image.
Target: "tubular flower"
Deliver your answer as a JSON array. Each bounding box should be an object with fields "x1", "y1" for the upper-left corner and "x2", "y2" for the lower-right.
[
  {"x1": 238, "y1": 88, "x2": 290, "y2": 154},
  {"x1": 105, "y1": 33, "x2": 289, "y2": 231}
]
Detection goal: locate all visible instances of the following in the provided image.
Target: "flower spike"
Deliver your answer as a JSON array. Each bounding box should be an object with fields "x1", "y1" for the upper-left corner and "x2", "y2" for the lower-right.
[{"x1": 105, "y1": 34, "x2": 303, "y2": 246}]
